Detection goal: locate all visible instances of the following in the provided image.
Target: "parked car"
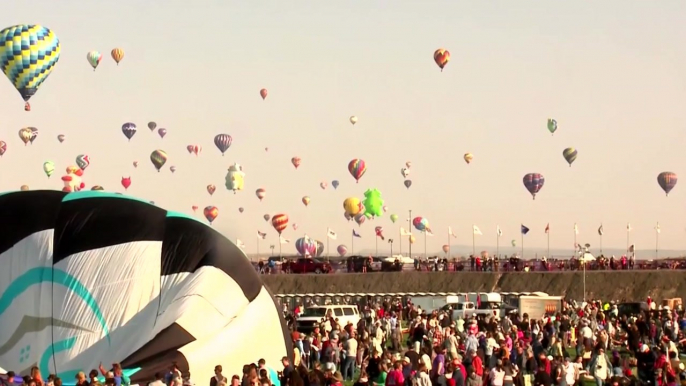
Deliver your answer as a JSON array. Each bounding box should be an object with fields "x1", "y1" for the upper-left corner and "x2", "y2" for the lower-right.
[{"x1": 282, "y1": 257, "x2": 332, "y2": 274}]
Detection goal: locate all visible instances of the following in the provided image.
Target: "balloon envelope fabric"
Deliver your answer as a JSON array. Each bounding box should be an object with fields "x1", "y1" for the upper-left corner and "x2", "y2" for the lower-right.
[{"x1": 0, "y1": 190, "x2": 292, "y2": 383}]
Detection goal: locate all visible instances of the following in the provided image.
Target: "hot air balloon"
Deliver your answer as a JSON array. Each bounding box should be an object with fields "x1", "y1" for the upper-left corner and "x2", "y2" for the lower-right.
[
  {"x1": 186, "y1": 145, "x2": 201, "y2": 155},
  {"x1": 344, "y1": 212, "x2": 352, "y2": 221},
  {"x1": 256, "y1": 188, "x2": 266, "y2": 201},
  {"x1": 412, "y1": 217, "x2": 429, "y2": 232},
  {"x1": 301, "y1": 196, "x2": 311, "y2": 207},
  {"x1": 91, "y1": 185, "x2": 104, "y2": 191},
  {"x1": 61, "y1": 166, "x2": 85, "y2": 193},
  {"x1": 225, "y1": 163, "x2": 245, "y2": 194},
  {"x1": 409, "y1": 235, "x2": 416, "y2": 244},
  {"x1": 390, "y1": 214, "x2": 398, "y2": 223},
  {"x1": 191, "y1": 205, "x2": 198, "y2": 212},
  {"x1": 121, "y1": 177, "x2": 131, "y2": 190},
  {"x1": 0, "y1": 141, "x2": 7, "y2": 156},
  {"x1": 382, "y1": 205, "x2": 388, "y2": 213},
  {"x1": 295, "y1": 237, "x2": 317, "y2": 257},
  {"x1": 433, "y1": 48, "x2": 450, "y2": 71},
  {"x1": 337, "y1": 245, "x2": 348, "y2": 257},
  {"x1": 343, "y1": 197, "x2": 362, "y2": 217},
  {"x1": 354, "y1": 213, "x2": 366, "y2": 226},
  {"x1": 238, "y1": 207, "x2": 244, "y2": 213},
  {"x1": 148, "y1": 122, "x2": 157, "y2": 131},
  {"x1": 547, "y1": 119, "x2": 558, "y2": 135},
  {"x1": 29, "y1": 127, "x2": 38, "y2": 144},
  {"x1": 150, "y1": 150, "x2": 168, "y2": 172},
  {"x1": 203, "y1": 206, "x2": 219, "y2": 224},
  {"x1": 657, "y1": 172, "x2": 677, "y2": 196},
  {"x1": 0, "y1": 25, "x2": 61, "y2": 111},
  {"x1": 133, "y1": 161, "x2": 138, "y2": 168},
  {"x1": 86, "y1": 51, "x2": 102, "y2": 70},
  {"x1": 320, "y1": 182, "x2": 328, "y2": 190},
  {"x1": 158, "y1": 128, "x2": 167, "y2": 138},
  {"x1": 348, "y1": 159, "x2": 366, "y2": 183},
  {"x1": 350, "y1": 116, "x2": 358, "y2": 125},
  {"x1": 57, "y1": 134, "x2": 65, "y2": 143},
  {"x1": 464, "y1": 153, "x2": 473, "y2": 164},
  {"x1": 122, "y1": 122, "x2": 137, "y2": 141},
  {"x1": 291, "y1": 157, "x2": 301, "y2": 169},
  {"x1": 332, "y1": 180, "x2": 339, "y2": 189},
  {"x1": 43, "y1": 161, "x2": 55, "y2": 178},
  {"x1": 523, "y1": 173, "x2": 545, "y2": 200},
  {"x1": 263, "y1": 214, "x2": 270, "y2": 222},
  {"x1": 260, "y1": 89, "x2": 268, "y2": 100},
  {"x1": 170, "y1": 166, "x2": 177, "y2": 173},
  {"x1": 20, "y1": 185, "x2": 29, "y2": 191},
  {"x1": 293, "y1": 223, "x2": 298, "y2": 231},
  {"x1": 18, "y1": 128, "x2": 32, "y2": 145},
  {"x1": 401, "y1": 168, "x2": 410, "y2": 178},
  {"x1": 511, "y1": 240, "x2": 516, "y2": 247},
  {"x1": 562, "y1": 148, "x2": 577, "y2": 166},
  {"x1": 404, "y1": 180, "x2": 412, "y2": 189},
  {"x1": 271, "y1": 214, "x2": 289, "y2": 235},
  {"x1": 406, "y1": 161, "x2": 412, "y2": 169},
  {"x1": 214, "y1": 134, "x2": 233, "y2": 156},
  {"x1": 111, "y1": 47, "x2": 124, "y2": 64},
  {"x1": 207, "y1": 185, "x2": 216, "y2": 196},
  {"x1": 75, "y1": 155, "x2": 90, "y2": 171},
  {"x1": 442, "y1": 245, "x2": 449, "y2": 254}
]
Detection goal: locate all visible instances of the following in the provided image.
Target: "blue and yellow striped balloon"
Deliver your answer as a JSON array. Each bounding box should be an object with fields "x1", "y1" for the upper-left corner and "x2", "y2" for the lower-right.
[{"x1": 0, "y1": 25, "x2": 60, "y2": 102}]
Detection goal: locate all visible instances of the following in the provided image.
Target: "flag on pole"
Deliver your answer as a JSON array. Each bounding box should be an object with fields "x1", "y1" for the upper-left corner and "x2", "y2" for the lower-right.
[
  {"x1": 257, "y1": 230, "x2": 267, "y2": 239},
  {"x1": 279, "y1": 236, "x2": 290, "y2": 244},
  {"x1": 521, "y1": 224, "x2": 530, "y2": 235},
  {"x1": 574, "y1": 223, "x2": 579, "y2": 235},
  {"x1": 598, "y1": 224, "x2": 604, "y2": 236},
  {"x1": 448, "y1": 226, "x2": 457, "y2": 238},
  {"x1": 400, "y1": 227, "x2": 412, "y2": 236},
  {"x1": 473, "y1": 225, "x2": 483, "y2": 235},
  {"x1": 496, "y1": 226, "x2": 502, "y2": 237},
  {"x1": 236, "y1": 239, "x2": 246, "y2": 249},
  {"x1": 327, "y1": 228, "x2": 337, "y2": 240},
  {"x1": 545, "y1": 223, "x2": 550, "y2": 234},
  {"x1": 627, "y1": 223, "x2": 632, "y2": 232},
  {"x1": 655, "y1": 223, "x2": 661, "y2": 234},
  {"x1": 352, "y1": 229, "x2": 362, "y2": 238},
  {"x1": 375, "y1": 226, "x2": 385, "y2": 240}
]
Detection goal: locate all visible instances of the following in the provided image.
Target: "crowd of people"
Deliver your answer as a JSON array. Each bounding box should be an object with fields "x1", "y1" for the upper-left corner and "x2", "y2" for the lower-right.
[
  {"x1": 273, "y1": 295, "x2": 686, "y2": 386},
  {"x1": 3, "y1": 296, "x2": 686, "y2": 386}
]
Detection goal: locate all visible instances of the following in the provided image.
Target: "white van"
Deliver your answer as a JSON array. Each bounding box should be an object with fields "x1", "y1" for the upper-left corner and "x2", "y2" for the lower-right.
[{"x1": 296, "y1": 304, "x2": 361, "y2": 333}]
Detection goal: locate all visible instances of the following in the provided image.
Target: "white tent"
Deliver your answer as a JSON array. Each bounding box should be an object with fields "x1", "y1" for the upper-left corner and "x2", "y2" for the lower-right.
[{"x1": 580, "y1": 252, "x2": 596, "y2": 262}]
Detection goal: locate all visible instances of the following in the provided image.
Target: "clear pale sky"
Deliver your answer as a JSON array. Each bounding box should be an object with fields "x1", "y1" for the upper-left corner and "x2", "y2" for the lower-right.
[{"x1": 1, "y1": 1, "x2": 686, "y2": 255}]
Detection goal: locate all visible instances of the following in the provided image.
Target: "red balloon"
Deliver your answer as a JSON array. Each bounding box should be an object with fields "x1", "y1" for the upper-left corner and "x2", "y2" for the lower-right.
[{"x1": 121, "y1": 176, "x2": 131, "y2": 190}]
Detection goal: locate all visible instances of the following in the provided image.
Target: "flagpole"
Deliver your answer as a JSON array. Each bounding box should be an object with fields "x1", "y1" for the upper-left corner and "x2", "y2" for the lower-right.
[
  {"x1": 257, "y1": 235, "x2": 260, "y2": 259},
  {"x1": 398, "y1": 226, "x2": 402, "y2": 257},
  {"x1": 408, "y1": 209, "x2": 412, "y2": 259},
  {"x1": 573, "y1": 224, "x2": 577, "y2": 256},
  {"x1": 375, "y1": 235, "x2": 378, "y2": 256},
  {"x1": 496, "y1": 231, "x2": 499, "y2": 260},
  {"x1": 472, "y1": 228, "x2": 475, "y2": 255},
  {"x1": 279, "y1": 236, "x2": 282, "y2": 257},
  {"x1": 599, "y1": 224, "x2": 603, "y2": 255},
  {"x1": 448, "y1": 228, "x2": 451, "y2": 258},
  {"x1": 521, "y1": 231, "x2": 524, "y2": 259},
  {"x1": 351, "y1": 230, "x2": 354, "y2": 255},
  {"x1": 656, "y1": 222, "x2": 659, "y2": 258},
  {"x1": 547, "y1": 229, "x2": 550, "y2": 259},
  {"x1": 326, "y1": 229, "x2": 330, "y2": 258},
  {"x1": 424, "y1": 231, "x2": 427, "y2": 260}
]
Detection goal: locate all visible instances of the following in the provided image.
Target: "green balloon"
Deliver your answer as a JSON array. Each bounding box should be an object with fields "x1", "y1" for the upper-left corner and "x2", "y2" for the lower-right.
[
  {"x1": 362, "y1": 188, "x2": 384, "y2": 218},
  {"x1": 390, "y1": 214, "x2": 398, "y2": 223}
]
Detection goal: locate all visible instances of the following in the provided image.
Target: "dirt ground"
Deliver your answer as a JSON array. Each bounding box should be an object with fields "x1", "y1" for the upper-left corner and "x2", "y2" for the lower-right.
[{"x1": 261, "y1": 270, "x2": 686, "y2": 301}]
